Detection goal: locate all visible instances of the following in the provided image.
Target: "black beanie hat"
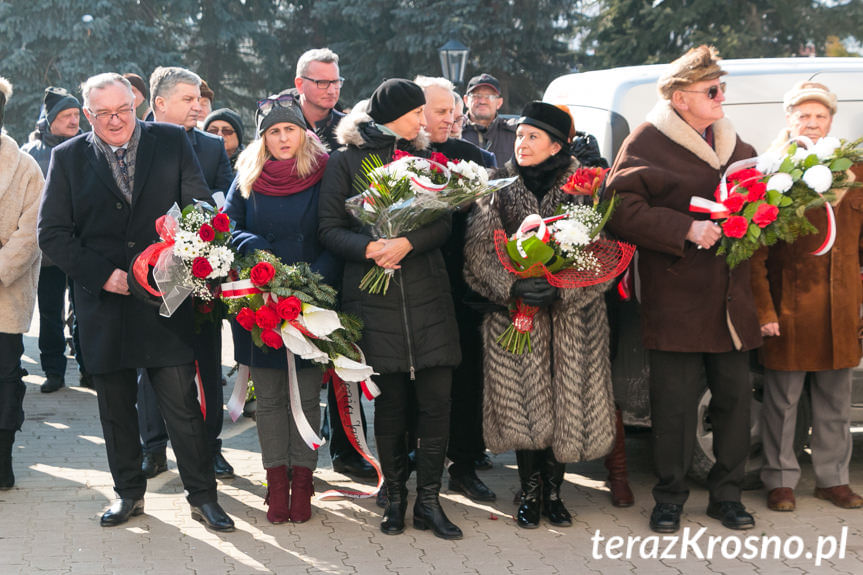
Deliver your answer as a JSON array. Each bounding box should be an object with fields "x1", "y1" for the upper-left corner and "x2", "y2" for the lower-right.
[
  {"x1": 123, "y1": 73, "x2": 149, "y2": 102},
  {"x1": 368, "y1": 79, "x2": 425, "y2": 125},
  {"x1": 204, "y1": 108, "x2": 244, "y2": 144},
  {"x1": 43, "y1": 86, "x2": 81, "y2": 126},
  {"x1": 255, "y1": 102, "x2": 307, "y2": 137},
  {"x1": 517, "y1": 101, "x2": 573, "y2": 145}
]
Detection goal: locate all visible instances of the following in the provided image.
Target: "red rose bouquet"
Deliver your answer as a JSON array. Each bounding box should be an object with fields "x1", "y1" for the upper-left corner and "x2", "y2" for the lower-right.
[
  {"x1": 493, "y1": 167, "x2": 635, "y2": 354},
  {"x1": 131, "y1": 201, "x2": 236, "y2": 317},
  {"x1": 345, "y1": 151, "x2": 516, "y2": 294}
]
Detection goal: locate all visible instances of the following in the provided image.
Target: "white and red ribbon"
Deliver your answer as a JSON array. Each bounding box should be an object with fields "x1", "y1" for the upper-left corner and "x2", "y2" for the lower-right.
[{"x1": 689, "y1": 196, "x2": 730, "y2": 220}]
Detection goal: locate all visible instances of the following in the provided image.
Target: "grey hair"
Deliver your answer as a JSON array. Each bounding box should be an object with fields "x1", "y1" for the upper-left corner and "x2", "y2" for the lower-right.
[
  {"x1": 452, "y1": 90, "x2": 464, "y2": 109},
  {"x1": 413, "y1": 76, "x2": 455, "y2": 93},
  {"x1": 149, "y1": 66, "x2": 201, "y2": 106},
  {"x1": 296, "y1": 48, "x2": 339, "y2": 78},
  {"x1": 80, "y1": 73, "x2": 133, "y2": 109}
]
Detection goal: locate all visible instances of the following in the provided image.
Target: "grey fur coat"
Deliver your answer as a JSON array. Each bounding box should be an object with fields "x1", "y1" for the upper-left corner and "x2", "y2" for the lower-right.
[{"x1": 463, "y1": 157, "x2": 616, "y2": 462}]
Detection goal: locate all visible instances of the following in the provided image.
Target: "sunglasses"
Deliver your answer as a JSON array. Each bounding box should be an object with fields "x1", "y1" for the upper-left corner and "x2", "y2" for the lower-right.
[
  {"x1": 256, "y1": 93, "x2": 297, "y2": 115},
  {"x1": 680, "y1": 82, "x2": 727, "y2": 100},
  {"x1": 206, "y1": 126, "x2": 235, "y2": 137}
]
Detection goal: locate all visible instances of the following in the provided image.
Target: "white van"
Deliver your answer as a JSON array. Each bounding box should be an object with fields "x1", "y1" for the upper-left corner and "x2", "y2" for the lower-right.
[
  {"x1": 544, "y1": 57, "x2": 863, "y2": 486},
  {"x1": 544, "y1": 57, "x2": 863, "y2": 163}
]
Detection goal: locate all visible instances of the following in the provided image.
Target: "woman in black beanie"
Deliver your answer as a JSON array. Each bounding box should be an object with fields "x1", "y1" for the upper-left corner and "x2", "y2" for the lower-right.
[
  {"x1": 318, "y1": 79, "x2": 463, "y2": 540},
  {"x1": 463, "y1": 101, "x2": 617, "y2": 529}
]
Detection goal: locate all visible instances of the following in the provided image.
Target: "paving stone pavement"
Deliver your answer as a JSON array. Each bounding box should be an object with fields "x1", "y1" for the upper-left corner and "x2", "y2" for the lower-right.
[{"x1": 3, "y1": 320, "x2": 863, "y2": 574}]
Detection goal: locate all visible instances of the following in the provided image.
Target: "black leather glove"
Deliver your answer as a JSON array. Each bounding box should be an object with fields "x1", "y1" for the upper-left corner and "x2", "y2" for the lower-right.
[{"x1": 510, "y1": 277, "x2": 558, "y2": 308}]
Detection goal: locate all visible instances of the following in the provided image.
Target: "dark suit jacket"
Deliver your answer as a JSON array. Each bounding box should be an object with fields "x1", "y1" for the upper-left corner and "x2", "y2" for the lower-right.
[
  {"x1": 37, "y1": 122, "x2": 212, "y2": 374},
  {"x1": 187, "y1": 127, "x2": 233, "y2": 194}
]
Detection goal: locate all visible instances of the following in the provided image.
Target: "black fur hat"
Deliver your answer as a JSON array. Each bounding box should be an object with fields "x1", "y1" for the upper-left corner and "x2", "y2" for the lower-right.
[{"x1": 517, "y1": 101, "x2": 573, "y2": 145}]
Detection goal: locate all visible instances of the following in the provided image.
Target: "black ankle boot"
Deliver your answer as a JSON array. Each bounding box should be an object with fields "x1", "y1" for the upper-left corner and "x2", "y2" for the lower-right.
[
  {"x1": 376, "y1": 433, "x2": 409, "y2": 535},
  {"x1": 412, "y1": 437, "x2": 463, "y2": 540},
  {"x1": 515, "y1": 449, "x2": 541, "y2": 528},
  {"x1": 0, "y1": 430, "x2": 14, "y2": 489},
  {"x1": 541, "y1": 449, "x2": 572, "y2": 527}
]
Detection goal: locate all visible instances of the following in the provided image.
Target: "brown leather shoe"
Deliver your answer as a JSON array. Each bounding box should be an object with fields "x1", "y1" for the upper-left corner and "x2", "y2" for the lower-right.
[
  {"x1": 767, "y1": 487, "x2": 795, "y2": 511},
  {"x1": 814, "y1": 485, "x2": 863, "y2": 509}
]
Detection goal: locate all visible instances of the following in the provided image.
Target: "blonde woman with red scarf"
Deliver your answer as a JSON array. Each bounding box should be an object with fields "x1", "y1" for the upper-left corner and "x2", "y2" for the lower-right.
[{"x1": 223, "y1": 96, "x2": 338, "y2": 524}]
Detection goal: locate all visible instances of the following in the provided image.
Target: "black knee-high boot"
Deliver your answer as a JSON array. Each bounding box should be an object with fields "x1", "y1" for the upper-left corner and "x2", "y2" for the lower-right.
[
  {"x1": 413, "y1": 436, "x2": 462, "y2": 540},
  {"x1": 541, "y1": 449, "x2": 572, "y2": 526},
  {"x1": 515, "y1": 449, "x2": 542, "y2": 528},
  {"x1": 376, "y1": 432, "x2": 409, "y2": 535}
]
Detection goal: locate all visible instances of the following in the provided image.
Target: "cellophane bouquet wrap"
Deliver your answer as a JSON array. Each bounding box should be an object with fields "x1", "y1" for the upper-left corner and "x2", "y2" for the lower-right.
[
  {"x1": 345, "y1": 150, "x2": 516, "y2": 294},
  {"x1": 494, "y1": 167, "x2": 636, "y2": 353}
]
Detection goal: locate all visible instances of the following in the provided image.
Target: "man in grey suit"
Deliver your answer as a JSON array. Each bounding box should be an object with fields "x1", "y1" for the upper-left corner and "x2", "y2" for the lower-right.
[{"x1": 38, "y1": 73, "x2": 233, "y2": 530}]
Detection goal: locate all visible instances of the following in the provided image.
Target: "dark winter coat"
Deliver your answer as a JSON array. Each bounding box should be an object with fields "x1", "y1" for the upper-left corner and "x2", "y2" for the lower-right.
[
  {"x1": 318, "y1": 107, "x2": 461, "y2": 376},
  {"x1": 606, "y1": 101, "x2": 762, "y2": 353},
  {"x1": 38, "y1": 122, "x2": 212, "y2": 374},
  {"x1": 462, "y1": 114, "x2": 517, "y2": 166},
  {"x1": 463, "y1": 157, "x2": 616, "y2": 462},
  {"x1": 224, "y1": 177, "x2": 341, "y2": 369}
]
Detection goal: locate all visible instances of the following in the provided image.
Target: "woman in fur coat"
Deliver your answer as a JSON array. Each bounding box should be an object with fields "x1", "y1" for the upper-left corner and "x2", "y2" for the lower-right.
[
  {"x1": 318, "y1": 79, "x2": 462, "y2": 540},
  {"x1": 464, "y1": 102, "x2": 616, "y2": 529}
]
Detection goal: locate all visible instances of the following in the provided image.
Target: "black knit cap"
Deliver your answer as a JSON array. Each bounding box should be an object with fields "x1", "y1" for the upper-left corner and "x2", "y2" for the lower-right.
[
  {"x1": 255, "y1": 101, "x2": 307, "y2": 137},
  {"x1": 517, "y1": 101, "x2": 573, "y2": 145},
  {"x1": 123, "y1": 73, "x2": 149, "y2": 102},
  {"x1": 204, "y1": 108, "x2": 244, "y2": 144},
  {"x1": 43, "y1": 86, "x2": 81, "y2": 126},
  {"x1": 368, "y1": 78, "x2": 425, "y2": 125}
]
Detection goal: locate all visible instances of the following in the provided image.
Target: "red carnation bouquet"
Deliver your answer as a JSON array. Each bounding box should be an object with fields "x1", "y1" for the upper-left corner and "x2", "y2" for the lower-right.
[
  {"x1": 131, "y1": 201, "x2": 235, "y2": 317},
  {"x1": 493, "y1": 167, "x2": 635, "y2": 353}
]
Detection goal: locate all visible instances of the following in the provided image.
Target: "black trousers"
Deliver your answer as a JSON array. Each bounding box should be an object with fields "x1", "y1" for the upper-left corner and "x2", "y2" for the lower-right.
[
  {"x1": 37, "y1": 265, "x2": 68, "y2": 377},
  {"x1": 648, "y1": 349, "x2": 750, "y2": 505},
  {"x1": 447, "y1": 308, "x2": 485, "y2": 471},
  {"x1": 0, "y1": 333, "x2": 25, "y2": 431},
  {"x1": 94, "y1": 364, "x2": 216, "y2": 506},
  {"x1": 138, "y1": 322, "x2": 224, "y2": 455},
  {"x1": 374, "y1": 367, "x2": 452, "y2": 444}
]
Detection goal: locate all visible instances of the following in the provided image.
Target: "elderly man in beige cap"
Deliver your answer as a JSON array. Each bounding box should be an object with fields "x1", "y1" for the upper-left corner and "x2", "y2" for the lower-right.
[
  {"x1": 607, "y1": 45, "x2": 762, "y2": 533},
  {"x1": 751, "y1": 82, "x2": 863, "y2": 513}
]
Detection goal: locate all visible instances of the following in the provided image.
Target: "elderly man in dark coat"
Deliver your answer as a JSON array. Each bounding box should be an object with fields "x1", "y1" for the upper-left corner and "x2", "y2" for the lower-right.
[
  {"x1": 38, "y1": 73, "x2": 234, "y2": 531},
  {"x1": 751, "y1": 81, "x2": 863, "y2": 513},
  {"x1": 606, "y1": 46, "x2": 762, "y2": 533}
]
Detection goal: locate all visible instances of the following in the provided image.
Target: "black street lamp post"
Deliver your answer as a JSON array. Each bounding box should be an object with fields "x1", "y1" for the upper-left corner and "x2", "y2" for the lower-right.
[{"x1": 438, "y1": 39, "x2": 469, "y2": 85}]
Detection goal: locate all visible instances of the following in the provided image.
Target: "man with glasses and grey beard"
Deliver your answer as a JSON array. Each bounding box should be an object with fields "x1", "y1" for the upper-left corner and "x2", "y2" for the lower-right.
[
  {"x1": 38, "y1": 73, "x2": 234, "y2": 531},
  {"x1": 461, "y1": 73, "x2": 516, "y2": 165}
]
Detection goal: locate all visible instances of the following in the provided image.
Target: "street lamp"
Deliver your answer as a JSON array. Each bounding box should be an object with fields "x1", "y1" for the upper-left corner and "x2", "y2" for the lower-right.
[{"x1": 439, "y1": 39, "x2": 469, "y2": 85}]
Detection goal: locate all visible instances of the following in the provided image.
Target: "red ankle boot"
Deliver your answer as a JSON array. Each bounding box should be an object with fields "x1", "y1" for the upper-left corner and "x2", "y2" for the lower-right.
[
  {"x1": 290, "y1": 466, "x2": 314, "y2": 523},
  {"x1": 605, "y1": 408, "x2": 634, "y2": 507},
  {"x1": 265, "y1": 466, "x2": 290, "y2": 524}
]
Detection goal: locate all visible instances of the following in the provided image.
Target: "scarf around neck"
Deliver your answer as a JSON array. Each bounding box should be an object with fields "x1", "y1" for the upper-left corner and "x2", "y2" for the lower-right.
[{"x1": 253, "y1": 153, "x2": 329, "y2": 196}]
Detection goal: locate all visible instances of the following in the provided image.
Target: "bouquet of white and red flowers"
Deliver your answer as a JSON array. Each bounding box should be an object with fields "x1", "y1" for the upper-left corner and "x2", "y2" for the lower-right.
[
  {"x1": 691, "y1": 136, "x2": 862, "y2": 268},
  {"x1": 494, "y1": 167, "x2": 636, "y2": 354},
  {"x1": 346, "y1": 150, "x2": 516, "y2": 294},
  {"x1": 131, "y1": 201, "x2": 235, "y2": 317}
]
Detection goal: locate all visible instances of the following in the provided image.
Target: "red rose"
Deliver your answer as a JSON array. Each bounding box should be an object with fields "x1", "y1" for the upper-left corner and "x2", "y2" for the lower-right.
[
  {"x1": 250, "y1": 262, "x2": 276, "y2": 286},
  {"x1": 744, "y1": 181, "x2": 767, "y2": 202},
  {"x1": 228, "y1": 268, "x2": 240, "y2": 282},
  {"x1": 722, "y1": 193, "x2": 746, "y2": 213},
  {"x1": 236, "y1": 307, "x2": 256, "y2": 331},
  {"x1": 191, "y1": 257, "x2": 212, "y2": 278},
  {"x1": 722, "y1": 216, "x2": 749, "y2": 239},
  {"x1": 276, "y1": 296, "x2": 302, "y2": 321},
  {"x1": 392, "y1": 150, "x2": 412, "y2": 161},
  {"x1": 752, "y1": 203, "x2": 779, "y2": 228},
  {"x1": 561, "y1": 167, "x2": 610, "y2": 196},
  {"x1": 212, "y1": 213, "x2": 230, "y2": 233},
  {"x1": 260, "y1": 329, "x2": 284, "y2": 349},
  {"x1": 198, "y1": 223, "x2": 215, "y2": 242},
  {"x1": 430, "y1": 151, "x2": 450, "y2": 171},
  {"x1": 255, "y1": 305, "x2": 281, "y2": 330}
]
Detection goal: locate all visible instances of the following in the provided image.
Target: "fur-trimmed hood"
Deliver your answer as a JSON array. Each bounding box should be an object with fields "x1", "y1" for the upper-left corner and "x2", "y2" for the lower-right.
[
  {"x1": 335, "y1": 100, "x2": 430, "y2": 151},
  {"x1": 646, "y1": 100, "x2": 737, "y2": 169}
]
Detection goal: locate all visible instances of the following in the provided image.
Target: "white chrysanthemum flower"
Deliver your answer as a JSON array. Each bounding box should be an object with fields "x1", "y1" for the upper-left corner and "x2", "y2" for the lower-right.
[
  {"x1": 766, "y1": 173, "x2": 793, "y2": 194},
  {"x1": 802, "y1": 164, "x2": 833, "y2": 194},
  {"x1": 553, "y1": 220, "x2": 592, "y2": 251},
  {"x1": 756, "y1": 152, "x2": 782, "y2": 174},
  {"x1": 792, "y1": 147, "x2": 813, "y2": 165},
  {"x1": 813, "y1": 136, "x2": 841, "y2": 160}
]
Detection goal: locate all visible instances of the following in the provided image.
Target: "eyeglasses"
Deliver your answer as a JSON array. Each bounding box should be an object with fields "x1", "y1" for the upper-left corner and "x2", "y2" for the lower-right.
[
  {"x1": 256, "y1": 93, "x2": 297, "y2": 115},
  {"x1": 680, "y1": 82, "x2": 727, "y2": 100},
  {"x1": 89, "y1": 107, "x2": 134, "y2": 122},
  {"x1": 453, "y1": 115, "x2": 467, "y2": 127},
  {"x1": 206, "y1": 126, "x2": 235, "y2": 137},
  {"x1": 301, "y1": 76, "x2": 344, "y2": 90},
  {"x1": 468, "y1": 93, "x2": 499, "y2": 102}
]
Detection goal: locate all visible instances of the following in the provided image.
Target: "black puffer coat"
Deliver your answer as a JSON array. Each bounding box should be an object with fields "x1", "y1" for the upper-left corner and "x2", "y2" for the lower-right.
[{"x1": 318, "y1": 106, "x2": 461, "y2": 376}]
